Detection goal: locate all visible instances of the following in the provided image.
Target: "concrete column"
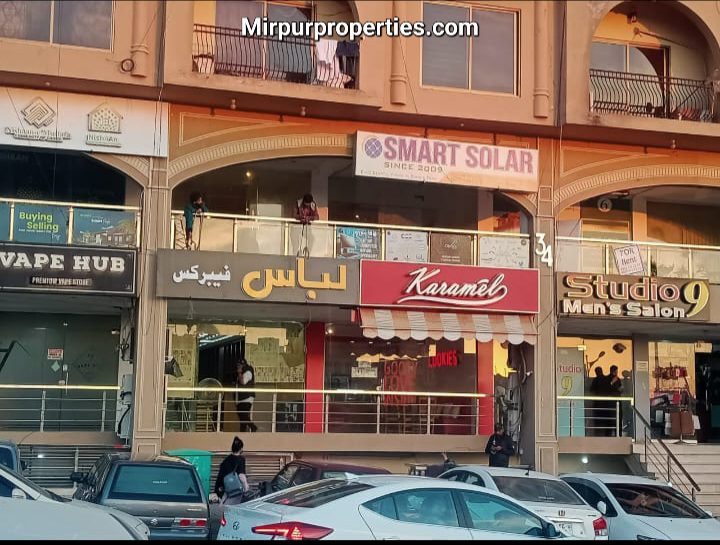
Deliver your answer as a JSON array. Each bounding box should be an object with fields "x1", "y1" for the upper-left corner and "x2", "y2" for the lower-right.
[
  {"x1": 130, "y1": 0, "x2": 151, "y2": 78},
  {"x1": 533, "y1": 1, "x2": 550, "y2": 118},
  {"x1": 632, "y1": 335, "x2": 651, "y2": 442},
  {"x1": 477, "y1": 191, "x2": 494, "y2": 232},
  {"x1": 311, "y1": 163, "x2": 331, "y2": 221},
  {"x1": 389, "y1": 1, "x2": 408, "y2": 105},
  {"x1": 131, "y1": 157, "x2": 170, "y2": 459},
  {"x1": 632, "y1": 196, "x2": 647, "y2": 241}
]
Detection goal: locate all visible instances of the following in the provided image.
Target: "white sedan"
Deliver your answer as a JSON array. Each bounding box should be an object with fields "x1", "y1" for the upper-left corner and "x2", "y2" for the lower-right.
[
  {"x1": 561, "y1": 473, "x2": 720, "y2": 540},
  {"x1": 439, "y1": 466, "x2": 607, "y2": 540},
  {"x1": 218, "y1": 475, "x2": 572, "y2": 540}
]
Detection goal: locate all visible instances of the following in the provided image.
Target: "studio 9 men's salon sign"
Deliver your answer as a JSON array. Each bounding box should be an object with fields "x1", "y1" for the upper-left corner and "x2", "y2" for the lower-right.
[
  {"x1": 156, "y1": 250, "x2": 359, "y2": 305},
  {"x1": 557, "y1": 273, "x2": 710, "y2": 321},
  {"x1": 0, "y1": 243, "x2": 136, "y2": 295}
]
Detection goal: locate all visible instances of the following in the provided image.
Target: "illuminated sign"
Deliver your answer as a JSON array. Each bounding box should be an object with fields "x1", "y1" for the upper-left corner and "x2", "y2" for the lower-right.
[{"x1": 428, "y1": 350, "x2": 458, "y2": 369}]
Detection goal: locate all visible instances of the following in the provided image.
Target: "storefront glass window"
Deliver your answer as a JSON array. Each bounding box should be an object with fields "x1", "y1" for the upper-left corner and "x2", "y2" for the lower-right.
[
  {"x1": 166, "y1": 321, "x2": 305, "y2": 433},
  {"x1": 557, "y1": 337, "x2": 634, "y2": 438}
]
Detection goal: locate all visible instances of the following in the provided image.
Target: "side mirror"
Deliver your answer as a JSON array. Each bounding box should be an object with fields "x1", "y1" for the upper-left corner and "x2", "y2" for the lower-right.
[
  {"x1": 20, "y1": 460, "x2": 27, "y2": 472},
  {"x1": 70, "y1": 471, "x2": 87, "y2": 484},
  {"x1": 545, "y1": 523, "x2": 561, "y2": 539},
  {"x1": 597, "y1": 500, "x2": 608, "y2": 516},
  {"x1": 11, "y1": 488, "x2": 28, "y2": 500}
]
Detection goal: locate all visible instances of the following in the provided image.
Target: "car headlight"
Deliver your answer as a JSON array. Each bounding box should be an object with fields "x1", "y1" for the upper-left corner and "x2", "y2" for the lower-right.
[{"x1": 636, "y1": 535, "x2": 662, "y2": 541}]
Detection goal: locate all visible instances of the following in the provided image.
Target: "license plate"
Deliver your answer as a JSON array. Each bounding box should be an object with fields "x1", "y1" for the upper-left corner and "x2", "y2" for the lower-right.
[{"x1": 556, "y1": 522, "x2": 575, "y2": 535}]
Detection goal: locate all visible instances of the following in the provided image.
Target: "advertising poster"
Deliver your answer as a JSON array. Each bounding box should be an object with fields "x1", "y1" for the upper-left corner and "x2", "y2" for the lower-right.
[
  {"x1": 430, "y1": 233, "x2": 473, "y2": 265},
  {"x1": 556, "y1": 347, "x2": 585, "y2": 437},
  {"x1": 385, "y1": 230, "x2": 428, "y2": 263},
  {"x1": 336, "y1": 226, "x2": 380, "y2": 259},
  {"x1": 13, "y1": 204, "x2": 68, "y2": 244},
  {"x1": 73, "y1": 208, "x2": 137, "y2": 248},
  {"x1": 479, "y1": 236, "x2": 530, "y2": 268},
  {"x1": 0, "y1": 202, "x2": 9, "y2": 240},
  {"x1": 170, "y1": 333, "x2": 198, "y2": 399}
]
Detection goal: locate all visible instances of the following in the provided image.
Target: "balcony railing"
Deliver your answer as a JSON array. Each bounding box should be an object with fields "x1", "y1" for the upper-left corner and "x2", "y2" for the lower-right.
[
  {"x1": 192, "y1": 24, "x2": 358, "y2": 89},
  {"x1": 165, "y1": 387, "x2": 492, "y2": 436},
  {"x1": 0, "y1": 197, "x2": 141, "y2": 248},
  {"x1": 557, "y1": 395, "x2": 634, "y2": 438},
  {"x1": 557, "y1": 236, "x2": 720, "y2": 283},
  {"x1": 170, "y1": 212, "x2": 531, "y2": 268},
  {"x1": 589, "y1": 68, "x2": 717, "y2": 123}
]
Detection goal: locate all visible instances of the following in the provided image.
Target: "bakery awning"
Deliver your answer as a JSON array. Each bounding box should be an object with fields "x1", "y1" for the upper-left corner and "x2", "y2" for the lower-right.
[{"x1": 359, "y1": 308, "x2": 536, "y2": 345}]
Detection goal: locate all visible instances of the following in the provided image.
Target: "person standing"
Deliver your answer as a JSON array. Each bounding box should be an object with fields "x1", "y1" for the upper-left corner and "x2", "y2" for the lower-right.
[
  {"x1": 183, "y1": 192, "x2": 208, "y2": 249},
  {"x1": 214, "y1": 436, "x2": 249, "y2": 506},
  {"x1": 608, "y1": 365, "x2": 624, "y2": 437},
  {"x1": 295, "y1": 194, "x2": 319, "y2": 258},
  {"x1": 235, "y1": 359, "x2": 258, "y2": 433},
  {"x1": 590, "y1": 367, "x2": 609, "y2": 436},
  {"x1": 485, "y1": 423, "x2": 515, "y2": 467}
]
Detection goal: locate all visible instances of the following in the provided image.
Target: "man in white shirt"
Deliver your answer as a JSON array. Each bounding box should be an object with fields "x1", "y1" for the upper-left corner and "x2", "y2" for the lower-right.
[{"x1": 235, "y1": 359, "x2": 257, "y2": 433}]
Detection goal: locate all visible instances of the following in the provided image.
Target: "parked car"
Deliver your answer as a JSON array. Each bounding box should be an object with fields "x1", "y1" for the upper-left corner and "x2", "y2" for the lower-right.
[
  {"x1": 561, "y1": 473, "x2": 720, "y2": 540},
  {"x1": 258, "y1": 459, "x2": 391, "y2": 496},
  {"x1": 439, "y1": 466, "x2": 607, "y2": 540},
  {"x1": 218, "y1": 475, "x2": 571, "y2": 540},
  {"x1": 0, "y1": 463, "x2": 149, "y2": 539},
  {"x1": 71, "y1": 453, "x2": 209, "y2": 540},
  {"x1": 0, "y1": 496, "x2": 148, "y2": 540},
  {"x1": 0, "y1": 440, "x2": 25, "y2": 473}
]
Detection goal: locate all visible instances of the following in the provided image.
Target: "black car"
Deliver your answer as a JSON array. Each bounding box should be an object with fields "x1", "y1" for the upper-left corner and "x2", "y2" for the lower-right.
[{"x1": 71, "y1": 453, "x2": 209, "y2": 540}]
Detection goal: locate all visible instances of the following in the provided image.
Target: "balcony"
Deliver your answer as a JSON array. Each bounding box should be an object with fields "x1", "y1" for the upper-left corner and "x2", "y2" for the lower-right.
[
  {"x1": 589, "y1": 69, "x2": 717, "y2": 123},
  {"x1": 557, "y1": 236, "x2": 720, "y2": 283},
  {"x1": 170, "y1": 212, "x2": 532, "y2": 269},
  {"x1": 1, "y1": 197, "x2": 141, "y2": 248},
  {"x1": 192, "y1": 24, "x2": 358, "y2": 89}
]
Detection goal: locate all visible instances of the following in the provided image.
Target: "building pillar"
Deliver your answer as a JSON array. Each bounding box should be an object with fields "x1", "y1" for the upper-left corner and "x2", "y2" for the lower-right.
[
  {"x1": 632, "y1": 335, "x2": 651, "y2": 441},
  {"x1": 477, "y1": 341, "x2": 494, "y2": 436},
  {"x1": 130, "y1": 0, "x2": 151, "y2": 78},
  {"x1": 632, "y1": 196, "x2": 647, "y2": 241},
  {"x1": 305, "y1": 323, "x2": 325, "y2": 433},
  {"x1": 131, "y1": 157, "x2": 170, "y2": 459},
  {"x1": 533, "y1": 1, "x2": 550, "y2": 118},
  {"x1": 477, "y1": 191, "x2": 494, "y2": 232},
  {"x1": 311, "y1": 164, "x2": 331, "y2": 221},
  {"x1": 390, "y1": 1, "x2": 408, "y2": 105}
]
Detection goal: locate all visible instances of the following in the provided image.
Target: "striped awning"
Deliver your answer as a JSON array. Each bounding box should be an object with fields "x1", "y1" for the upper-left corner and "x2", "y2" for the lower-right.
[{"x1": 359, "y1": 308, "x2": 536, "y2": 345}]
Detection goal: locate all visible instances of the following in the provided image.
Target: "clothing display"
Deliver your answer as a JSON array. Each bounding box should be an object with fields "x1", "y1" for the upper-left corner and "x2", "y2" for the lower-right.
[{"x1": 315, "y1": 38, "x2": 350, "y2": 88}]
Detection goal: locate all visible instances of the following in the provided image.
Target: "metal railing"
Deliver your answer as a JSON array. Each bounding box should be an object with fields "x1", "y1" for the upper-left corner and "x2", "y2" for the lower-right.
[
  {"x1": 0, "y1": 385, "x2": 121, "y2": 432},
  {"x1": 557, "y1": 236, "x2": 720, "y2": 283},
  {"x1": 192, "y1": 24, "x2": 359, "y2": 89},
  {"x1": 589, "y1": 69, "x2": 717, "y2": 123},
  {"x1": 170, "y1": 212, "x2": 531, "y2": 268},
  {"x1": 165, "y1": 387, "x2": 492, "y2": 436},
  {"x1": 557, "y1": 395, "x2": 634, "y2": 438},
  {"x1": 632, "y1": 404, "x2": 701, "y2": 502},
  {"x1": 0, "y1": 197, "x2": 141, "y2": 248}
]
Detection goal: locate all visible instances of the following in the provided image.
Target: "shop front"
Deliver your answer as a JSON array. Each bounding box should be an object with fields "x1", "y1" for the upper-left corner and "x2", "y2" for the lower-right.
[{"x1": 555, "y1": 271, "x2": 720, "y2": 449}]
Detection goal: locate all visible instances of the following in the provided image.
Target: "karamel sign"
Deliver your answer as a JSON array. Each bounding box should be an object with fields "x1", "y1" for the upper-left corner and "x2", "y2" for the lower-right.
[{"x1": 557, "y1": 273, "x2": 710, "y2": 321}]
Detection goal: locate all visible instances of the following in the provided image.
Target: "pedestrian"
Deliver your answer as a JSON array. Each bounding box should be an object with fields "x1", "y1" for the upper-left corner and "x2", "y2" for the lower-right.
[
  {"x1": 608, "y1": 365, "x2": 623, "y2": 436},
  {"x1": 295, "y1": 193, "x2": 319, "y2": 258},
  {"x1": 590, "y1": 366, "x2": 609, "y2": 436},
  {"x1": 183, "y1": 192, "x2": 208, "y2": 249},
  {"x1": 235, "y1": 359, "x2": 258, "y2": 433},
  {"x1": 214, "y1": 436, "x2": 249, "y2": 506},
  {"x1": 485, "y1": 422, "x2": 515, "y2": 467}
]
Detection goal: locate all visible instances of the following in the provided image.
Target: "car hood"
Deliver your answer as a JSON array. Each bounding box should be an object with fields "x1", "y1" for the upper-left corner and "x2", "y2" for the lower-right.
[{"x1": 634, "y1": 516, "x2": 720, "y2": 539}]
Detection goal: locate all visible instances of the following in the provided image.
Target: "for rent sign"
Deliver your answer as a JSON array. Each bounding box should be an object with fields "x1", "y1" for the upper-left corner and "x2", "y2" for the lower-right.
[
  {"x1": 354, "y1": 131, "x2": 539, "y2": 192},
  {"x1": 557, "y1": 273, "x2": 710, "y2": 321}
]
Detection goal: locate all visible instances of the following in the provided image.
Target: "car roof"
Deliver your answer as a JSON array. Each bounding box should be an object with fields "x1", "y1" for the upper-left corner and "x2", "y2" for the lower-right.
[
  {"x1": 562, "y1": 472, "x2": 667, "y2": 486},
  {"x1": 289, "y1": 459, "x2": 391, "y2": 474},
  {"x1": 0, "y1": 440, "x2": 18, "y2": 448},
  {"x1": 450, "y1": 465, "x2": 565, "y2": 481}
]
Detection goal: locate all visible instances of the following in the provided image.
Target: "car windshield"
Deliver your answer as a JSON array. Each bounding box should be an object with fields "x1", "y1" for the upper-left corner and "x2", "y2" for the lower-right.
[
  {"x1": 0, "y1": 464, "x2": 69, "y2": 502},
  {"x1": 108, "y1": 464, "x2": 203, "y2": 503},
  {"x1": 493, "y1": 476, "x2": 585, "y2": 505},
  {"x1": 606, "y1": 483, "x2": 710, "y2": 519},
  {"x1": 0, "y1": 448, "x2": 14, "y2": 469},
  {"x1": 268, "y1": 479, "x2": 374, "y2": 508}
]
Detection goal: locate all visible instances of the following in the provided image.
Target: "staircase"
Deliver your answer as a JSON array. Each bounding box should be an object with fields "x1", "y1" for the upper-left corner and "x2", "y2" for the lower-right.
[{"x1": 633, "y1": 441, "x2": 720, "y2": 515}]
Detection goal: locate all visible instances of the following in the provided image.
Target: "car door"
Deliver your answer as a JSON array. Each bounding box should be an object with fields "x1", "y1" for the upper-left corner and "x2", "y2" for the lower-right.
[
  {"x1": 359, "y1": 488, "x2": 473, "y2": 540},
  {"x1": 455, "y1": 489, "x2": 548, "y2": 540}
]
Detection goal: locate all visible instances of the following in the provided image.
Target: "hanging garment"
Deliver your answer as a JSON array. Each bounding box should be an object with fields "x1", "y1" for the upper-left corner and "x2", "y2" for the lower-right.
[{"x1": 315, "y1": 39, "x2": 350, "y2": 88}]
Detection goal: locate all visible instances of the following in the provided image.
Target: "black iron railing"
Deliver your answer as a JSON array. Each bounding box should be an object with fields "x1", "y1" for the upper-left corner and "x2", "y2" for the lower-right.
[
  {"x1": 589, "y1": 68, "x2": 717, "y2": 123},
  {"x1": 192, "y1": 24, "x2": 358, "y2": 89}
]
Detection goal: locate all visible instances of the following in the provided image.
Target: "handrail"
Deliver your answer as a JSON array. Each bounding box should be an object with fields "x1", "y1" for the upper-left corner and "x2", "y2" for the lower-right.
[
  {"x1": 558, "y1": 235, "x2": 720, "y2": 253},
  {"x1": 557, "y1": 395, "x2": 633, "y2": 403},
  {"x1": 0, "y1": 384, "x2": 119, "y2": 391},
  {"x1": 167, "y1": 386, "x2": 490, "y2": 399},
  {"x1": 631, "y1": 404, "x2": 701, "y2": 496}
]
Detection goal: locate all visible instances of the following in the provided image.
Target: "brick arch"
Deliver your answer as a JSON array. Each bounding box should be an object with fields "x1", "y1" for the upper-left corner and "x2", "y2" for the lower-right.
[
  {"x1": 554, "y1": 163, "x2": 720, "y2": 213},
  {"x1": 82, "y1": 153, "x2": 150, "y2": 188}
]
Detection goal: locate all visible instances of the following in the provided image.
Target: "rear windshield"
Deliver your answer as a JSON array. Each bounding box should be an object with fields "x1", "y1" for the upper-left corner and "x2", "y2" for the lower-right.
[
  {"x1": 108, "y1": 464, "x2": 202, "y2": 503},
  {"x1": 0, "y1": 448, "x2": 14, "y2": 469},
  {"x1": 606, "y1": 483, "x2": 709, "y2": 519},
  {"x1": 493, "y1": 476, "x2": 585, "y2": 505},
  {"x1": 268, "y1": 479, "x2": 373, "y2": 508}
]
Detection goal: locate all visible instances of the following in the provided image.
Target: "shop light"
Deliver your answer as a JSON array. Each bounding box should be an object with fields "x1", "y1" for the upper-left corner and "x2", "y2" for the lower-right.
[
  {"x1": 577, "y1": 345, "x2": 587, "y2": 351},
  {"x1": 326, "y1": 328, "x2": 334, "y2": 335},
  {"x1": 581, "y1": 456, "x2": 589, "y2": 464}
]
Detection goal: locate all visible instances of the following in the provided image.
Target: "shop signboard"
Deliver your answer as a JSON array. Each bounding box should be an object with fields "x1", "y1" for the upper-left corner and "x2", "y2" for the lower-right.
[
  {"x1": 385, "y1": 230, "x2": 428, "y2": 263},
  {"x1": 355, "y1": 131, "x2": 539, "y2": 192},
  {"x1": 0, "y1": 243, "x2": 136, "y2": 295},
  {"x1": 479, "y1": 236, "x2": 530, "y2": 268},
  {"x1": 157, "y1": 250, "x2": 360, "y2": 305},
  {"x1": 0, "y1": 87, "x2": 169, "y2": 157},
  {"x1": 0, "y1": 202, "x2": 9, "y2": 240},
  {"x1": 72, "y1": 208, "x2": 137, "y2": 248},
  {"x1": 430, "y1": 233, "x2": 473, "y2": 265},
  {"x1": 557, "y1": 273, "x2": 710, "y2": 321},
  {"x1": 556, "y1": 347, "x2": 585, "y2": 437},
  {"x1": 336, "y1": 226, "x2": 380, "y2": 259},
  {"x1": 360, "y1": 261, "x2": 539, "y2": 313},
  {"x1": 13, "y1": 204, "x2": 68, "y2": 244}
]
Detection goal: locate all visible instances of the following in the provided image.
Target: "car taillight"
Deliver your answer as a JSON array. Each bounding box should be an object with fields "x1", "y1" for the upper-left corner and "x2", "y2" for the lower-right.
[
  {"x1": 172, "y1": 518, "x2": 207, "y2": 529},
  {"x1": 252, "y1": 522, "x2": 334, "y2": 540},
  {"x1": 593, "y1": 517, "x2": 608, "y2": 537},
  {"x1": 220, "y1": 516, "x2": 227, "y2": 527}
]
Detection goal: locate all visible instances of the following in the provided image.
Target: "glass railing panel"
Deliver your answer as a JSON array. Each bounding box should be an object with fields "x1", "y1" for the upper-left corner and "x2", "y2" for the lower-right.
[
  {"x1": 235, "y1": 220, "x2": 284, "y2": 255},
  {"x1": 288, "y1": 223, "x2": 334, "y2": 257},
  {"x1": 72, "y1": 208, "x2": 137, "y2": 248},
  {"x1": 12, "y1": 203, "x2": 69, "y2": 244},
  {"x1": 478, "y1": 235, "x2": 530, "y2": 268},
  {"x1": 385, "y1": 229, "x2": 429, "y2": 262},
  {"x1": 429, "y1": 232, "x2": 475, "y2": 265}
]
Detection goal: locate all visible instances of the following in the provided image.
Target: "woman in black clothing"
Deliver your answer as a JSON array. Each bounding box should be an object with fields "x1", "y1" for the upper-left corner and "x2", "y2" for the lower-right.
[{"x1": 214, "y1": 436, "x2": 249, "y2": 505}]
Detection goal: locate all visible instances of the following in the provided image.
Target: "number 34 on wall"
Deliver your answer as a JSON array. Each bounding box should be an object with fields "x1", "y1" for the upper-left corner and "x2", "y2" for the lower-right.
[{"x1": 535, "y1": 233, "x2": 554, "y2": 267}]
